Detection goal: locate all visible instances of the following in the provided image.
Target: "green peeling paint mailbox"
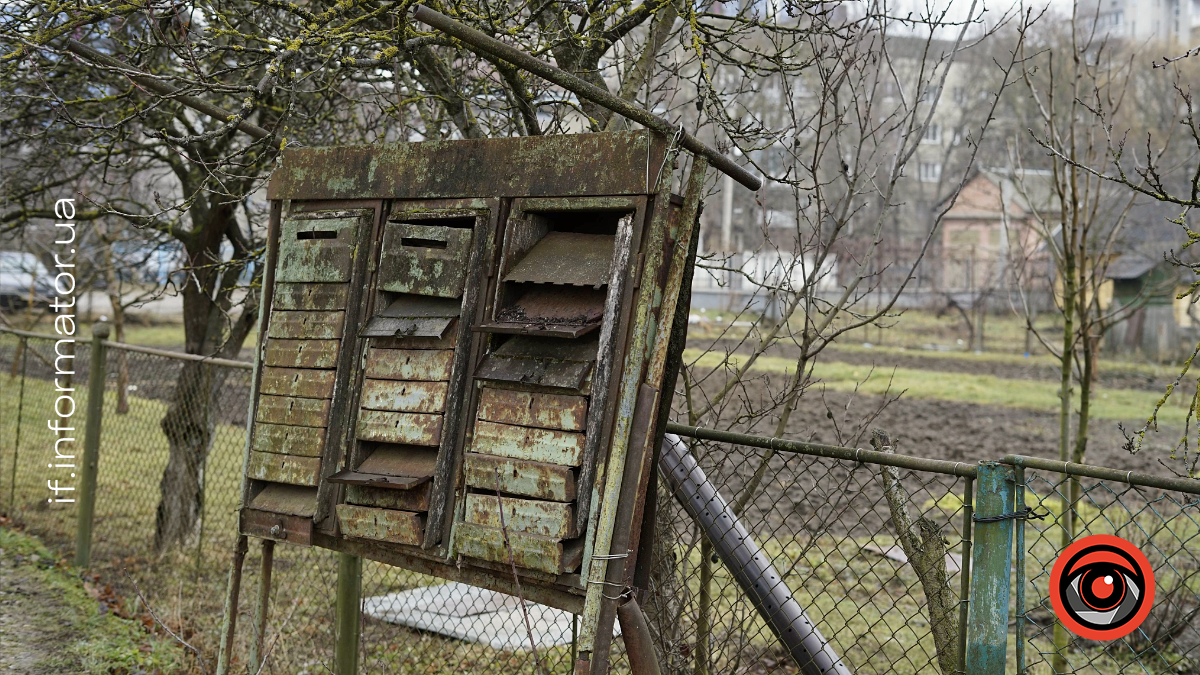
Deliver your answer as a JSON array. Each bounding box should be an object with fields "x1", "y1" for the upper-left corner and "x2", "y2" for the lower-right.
[{"x1": 235, "y1": 129, "x2": 707, "y2": 674}]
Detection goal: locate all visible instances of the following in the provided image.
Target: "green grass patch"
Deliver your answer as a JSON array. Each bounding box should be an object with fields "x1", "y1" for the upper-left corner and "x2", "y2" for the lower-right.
[{"x1": 684, "y1": 349, "x2": 1186, "y2": 424}]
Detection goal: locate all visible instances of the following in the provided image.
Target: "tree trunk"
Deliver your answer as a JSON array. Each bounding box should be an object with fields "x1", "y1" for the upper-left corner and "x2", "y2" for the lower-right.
[{"x1": 154, "y1": 351, "x2": 229, "y2": 550}]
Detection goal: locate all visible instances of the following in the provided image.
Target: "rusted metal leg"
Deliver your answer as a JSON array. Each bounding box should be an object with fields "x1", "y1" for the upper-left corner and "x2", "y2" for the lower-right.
[
  {"x1": 215, "y1": 535, "x2": 249, "y2": 675},
  {"x1": 618, "y1": 597, "x2": 663, "y2": 675},
  {"x1": 335, "y1": 552, "x2": 362, "y2": 675},
  {"x1": 249, "y1": 538, "x2": 275, "y2": 673}
]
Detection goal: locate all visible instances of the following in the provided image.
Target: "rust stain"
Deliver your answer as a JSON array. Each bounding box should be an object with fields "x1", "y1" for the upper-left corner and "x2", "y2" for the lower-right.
[
  {"x1": 337, "y1": 504, "x2": 424, "y2": 546},
  {"x1": 464, "y1": 493, "x2": 574, "y2": 539},
  {"x1": 452, "y1": 521, "x2": 569, "y2": 575},
  {"x1": 364, "y1": 348, "x2": 453, "y2": 381},
  {"x1": 360, "y1": 379, "x2": 448, "y2": 414},
  {"x1": 267, "y1": 310, "x2": 345, "y2": 340},
  {"x1": 275, "y1": 217, "x2": 360, "y2": 283},
  {"x1": 259, "y1": 366, "x2": 336, "y2": 399},
  {"x1": 463, "y1": 453, "x2": 577, "y2": 502},
  {"x1": 264, "y1": 339, "x2": 342, "y2": 369},
  {"x1": 471, "y1": 420, "x2": 585, "y2": 466},
  {"x1": 477, "y1": 387, "x2": 587, "y2": 431},
  {"x1": 247, "y1": 450, "x2": 321, "y2": 486},
  {"x1": 272, "y1": 282, "x2": 349, "y2": 311},
  {"x1": 255, "y1": 395, "x2": 332, "y2": 427},
  {"x1": 378, "y1": 223, "x2": 473, "y2": 298},
  {"x1": 252, "y1": 423, "x2": 327, "y2": 457},
  {"x1": 345, "y1": 484, "x2": 431, "y2": 512}
]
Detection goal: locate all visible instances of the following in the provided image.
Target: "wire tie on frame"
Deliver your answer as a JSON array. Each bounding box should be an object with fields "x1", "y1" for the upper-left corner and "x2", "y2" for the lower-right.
[{"x1": 972, "y1": 506, "x2": 1049, "y2": 523}]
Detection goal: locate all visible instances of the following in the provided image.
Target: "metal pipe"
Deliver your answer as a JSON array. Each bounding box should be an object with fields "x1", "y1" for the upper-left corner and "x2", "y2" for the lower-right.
[
  {"x1": 409, "y1": 5, "x2": 762, "y2": 192},
  {"x1": 335, "y1": 552, "x2": 362, "y2": 675},
  {"x1": 668, "y1": 422, "x2": 978, "y2": 478},
  {"x1": 215, "y1": 535, "x2": 249, "y2": 675},
  {"x1": 64, "y1": 40, "x2": 272, "y2": 140},
  {"x1": 618, "y1": 597, "x2": 664, "y2": 675},
  {"x1": 955, "y1": 476, "x2": 973, "y2": 673},
  {"x1": 659, "y1": 434, "x2": 852, "y2": 675},
  {"x1": 250, "y1": 539, "x2": 275, "y2": 672},
  {"x1": 75, "y1": 321, "x2": 109, "y2": 567},
  {"x1": 1002, "y1": 454, "x2": 1200, "y2": 495}
]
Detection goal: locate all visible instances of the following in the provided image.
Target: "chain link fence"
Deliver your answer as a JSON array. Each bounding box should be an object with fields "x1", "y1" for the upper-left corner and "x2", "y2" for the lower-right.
[{"x1": 4, "y1": 326, "x2": 1200, "y2": 674}]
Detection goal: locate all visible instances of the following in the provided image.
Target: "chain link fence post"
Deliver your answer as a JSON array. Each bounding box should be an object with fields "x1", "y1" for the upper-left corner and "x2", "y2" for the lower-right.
[
  {"x1": 965, "y1": 462, "x2": 1015, "y2": 675},
  {"x1": 75, "y1": 321, "x2": 109, "y2": 568},
  {"x1": 336, "y1": 551, "x2": 362, "y2": 675}
]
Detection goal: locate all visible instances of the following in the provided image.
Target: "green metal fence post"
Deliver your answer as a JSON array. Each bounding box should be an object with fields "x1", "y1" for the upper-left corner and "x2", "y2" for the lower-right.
[
  {"x1": 965, "y1": 462, "x2": 1016, "y2": 675},
  {"x1": 1014, "y1": 465, "x2": 1027, "y2": 674},
  {"x1": 335, "y1": 552, "x2": 362, "y2": 675},
  {"x1": 75, "y1": 322, "x2": 109, "y2": 568}
]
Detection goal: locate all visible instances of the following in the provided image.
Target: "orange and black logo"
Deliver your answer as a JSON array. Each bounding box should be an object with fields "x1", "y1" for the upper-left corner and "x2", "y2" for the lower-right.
[{"x1": 1049, "y1": 534, "x2": 1155, "y2": 641}]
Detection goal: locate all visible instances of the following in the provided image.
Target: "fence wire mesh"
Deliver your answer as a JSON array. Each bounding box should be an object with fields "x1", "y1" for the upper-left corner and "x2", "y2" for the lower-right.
[
  {"x1": 1018, "y1": 469, "x2": 1200, "y2": 674},
  {"x1": 5, "y1": 326, "x2": 1200, "y2": 675}
]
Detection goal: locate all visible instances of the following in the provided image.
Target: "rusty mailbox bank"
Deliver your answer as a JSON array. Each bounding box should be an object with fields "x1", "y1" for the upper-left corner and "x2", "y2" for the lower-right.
[{"x1": 236, "y1": 129, "x2": 706, "y2": 672}]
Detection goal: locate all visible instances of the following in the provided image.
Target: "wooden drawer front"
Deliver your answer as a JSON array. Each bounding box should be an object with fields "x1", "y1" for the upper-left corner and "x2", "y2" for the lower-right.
[
  {"x1": 361, "y1": 379, "x2": 448, "y2": 413},
  {"x1": 260, "y1": 367, "x2": 336, "y2": 399},
  {"x1": 463, "y1": 453, "x2": 576, "y2": 502},
  {"x1": 276, "y1": 216, "x2": 359, "y2": 283},
  {"x1": 264, "y1": 340, "x2": 342, "y2": 369},
  {"x1": 378, "y1": 223, "x2": 473, "y2": 297},
  {"x1": 471, "y1": 421, "x2": 584, "y2": 466},
  {"x1": 477, "y1": 388, "x2": 587, "y2": 432},
  {"x1": 345, "y1": 484, "x2": 431, "y2": 512},
  {"x1": 464, "y1": 494, "x2": 574, "y2": 539},
  {"x1": 337, "y1": 504, "x2": 423, "y2": 546},
  {"x1": 356, "y1": 410, "x2": 443, "y2": 446},
  {"x1": 252, "y1": 423, "x2": 326, "y2": 457},
  {"x1": 453, "y1": 522, "x2": 581, "y2": 575},
  {"x1": 268, "y1": 310, "x2": 345, "y2": 340},
  {"x1": 248, "y1": 451, "x2": 320, "y2": 486},
  {"x1": 241, "y1": 508, "x2": 313, "y2": 544},
  {"x1": 364, "y1": 348, "x2": 452, "y2": 381},
  {"x1": 256, "y1": 395, "x2": 332, "y2": 427},
  {"x1": 273, "y1": 282, "x2": 349, "y2": 311}
]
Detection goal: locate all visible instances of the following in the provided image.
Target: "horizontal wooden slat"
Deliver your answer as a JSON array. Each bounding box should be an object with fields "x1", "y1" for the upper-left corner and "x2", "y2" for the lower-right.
[
  {"x1": 463, "y1": 453, "x2": 576, "y2": 502},
  {"x1": 252, "y1": 423, "x2": 326, "y2": 457},
  {"x1": 477, "y1": 388, "x2": 587, "y2": 431},
  {"x1": 364, "y1": 348, "x2": 452, "y2": 381},
  {"x1": 464, "y1": 494, "x2": 574, "y2": 539},
  {"x1": 360, "y1": 379, "x2": 448, "y2": 413},
  {"x1": 260, "y1": 367, "x2": 336, "y2": 399},
  {"x1": 248, "y1": 484, "x2": 318, "y2": 518},
  {"x1": 453, "y1": 522, "x2": 579, "y2": 575},
  {"x1": 267, "y1": 310, "x2": 345, "y2": 340},
  {"x1": 337, "y1": 504, "x2": 424, "y2": 546},
  {"x1": 345, "y1": 484, "x2": 431, "y2": 512},
  {"x1": 240, "y1": 508, "x2": 313, "y2": 545},
  {"x1": 272, "y1": 282, "x2": 349, "y2": 310},
  {"x1": 356, "y1": 410, "x2": 443, "y2": 446},
  {"x1": 247, "y1": 451, "x2": 320, "y2": 486},
  {"x1": 474, "y1": 354, "x2": 592, "y2": 391},
  {"x1": 264, "y1": 339, "x2": 341, "y2": 369},
  {"x1": 255, "y1": 395, "x2": 331, "y2": 427},
  {"x1": 368, "y1": 330, "x2": 459, "y2": 351},
  {"x1": 327, "y1": 470, "x2": 430, "y2": 491},
  {"x1": 471, "y1": 420, "x2": 584, "y2": 466}
]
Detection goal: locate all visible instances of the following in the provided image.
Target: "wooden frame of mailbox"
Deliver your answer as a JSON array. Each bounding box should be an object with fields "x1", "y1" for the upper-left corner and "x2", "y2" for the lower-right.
[{"x1": 237, "y1": 130, "x2": 705, "y2": 674}]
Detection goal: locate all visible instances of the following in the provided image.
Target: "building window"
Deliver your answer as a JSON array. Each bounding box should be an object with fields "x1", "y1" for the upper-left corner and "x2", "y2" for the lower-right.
[
  {"x1": 919, "y1": 162, "x2": 942, "y2": 183},
  {"x1": 922, "y1": 124, "x2": 942, "y2": 144},
  {"x1": 952, "y1": 86, "x2": 966, "y2": 104}
]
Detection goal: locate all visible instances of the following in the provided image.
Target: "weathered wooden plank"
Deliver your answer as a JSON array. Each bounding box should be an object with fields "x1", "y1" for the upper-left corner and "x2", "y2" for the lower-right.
[
  {"x1": 360, "y1": 379, "x2": 447, "y2": 413},
  {"x1": 255, "y1": 395, "x2": 331, "y2": 427},
  {"x1": 259, "y1": 367, "x2": 336, "y2": 399},
  {"x1": 247, "y1": 451, "x2": 321, "y2": 486},
  {"x1": 356, "y1": 410, "x2": 443, "y2": 446},
  {"x1": 453, "y1": 522, "x2": 577, "y2": 575},
  {"x1": 272, "y1": 282, "x2": 349, "y2": 310},
  {"x1": 378, "y1": 223, "x2": 474, "y2": 298},
  {"x1": 364, "y1": 348, "x2": 453, "y2": 381},
  {"x1": 477, "y1": 388, "x2": 587, "y2": 431},
  {"x1": 264, "y1": 339, "x2": 342, "y2": 369},
  {"x1": 463, "y1": 453, "x2": 576, "y2": 502},
  {"x1": 464, "y1": 494, "x2": 574, "y2": 539},
  {"x1": 252, "y1": 423, "x2": 326, "y2": 457},
  {"x1": 240, "y1": 508, "x2": 313, "y2": 545},
  {"x1": 471, "y1": 420, "x2": 584, "y2": 466},
  {"x1": 345, "y1": 484, "x2": 431, "y2": 512},
  {"x1": 275, "y1": 217, "x2": 359, "y2": 283},
  {"x1": 267, "y1": 310, "x2": 345, "y2": 340},
  {"x1": 248, "y1": 483, "x2": 318, "y2": 518},
  {"x1": 337, "y1": 504, "x2": 424, "y2": 546}
]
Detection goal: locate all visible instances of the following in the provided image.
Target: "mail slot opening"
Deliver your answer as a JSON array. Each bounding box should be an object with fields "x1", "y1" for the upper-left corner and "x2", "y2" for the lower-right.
[
  {"x1": 389, "y1": 215, "x2": 475, "y2": 229},
  {"x1": 296, "y1": 230, "x2": 338, "y2": 240},
  {"x1": 400, "y1": 237, "x2": 448, "y2": 249},
  {"x1": 528, "y1": 209, "x2": 628, "y2": 236}
]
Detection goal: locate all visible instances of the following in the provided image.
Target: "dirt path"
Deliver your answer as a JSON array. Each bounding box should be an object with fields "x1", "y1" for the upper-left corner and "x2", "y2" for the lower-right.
[{"x1": 0, "y1": 550, "x2": 82, "y2": 674}]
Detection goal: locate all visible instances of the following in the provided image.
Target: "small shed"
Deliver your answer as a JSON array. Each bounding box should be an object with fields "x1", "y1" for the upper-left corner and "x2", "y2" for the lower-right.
[{"x1": 1104, "y1": 253, "x2": 1191, "y2": 362}]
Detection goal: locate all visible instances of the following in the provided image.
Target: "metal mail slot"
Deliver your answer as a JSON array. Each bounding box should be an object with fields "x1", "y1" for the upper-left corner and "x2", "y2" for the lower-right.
[
  {"x1": 276, "y1": 216, "x2": 361, "y2": 283},
  {"x1": 378, "y1": 223, "x2": 473, "y2": 297}
]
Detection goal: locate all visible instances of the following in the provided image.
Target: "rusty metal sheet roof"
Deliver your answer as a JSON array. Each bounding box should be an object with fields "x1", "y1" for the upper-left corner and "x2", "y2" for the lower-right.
[
  {"x1": 267, "y1": 130, "x2": 666, "y2": 201},
  {"x1": 504, "y1": 233, "x2": 613, "y2": 287}
]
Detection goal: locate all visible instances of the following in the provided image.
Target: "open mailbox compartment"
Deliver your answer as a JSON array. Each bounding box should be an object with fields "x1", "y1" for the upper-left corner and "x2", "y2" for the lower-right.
[{"x1": 239, "y1": 130, "x2": 706, "y2": 673}]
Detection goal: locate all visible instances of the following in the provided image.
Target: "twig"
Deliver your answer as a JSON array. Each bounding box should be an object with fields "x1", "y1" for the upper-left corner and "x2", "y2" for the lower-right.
[
  {"x1": 254, "y1": 597, "x2": 302, "y2": 675},
  {"x1": 494, "y1": 468, "x2": 548, "y2": 675},
  {"x1": 122, "y1": 567, "x2": 212, "y2": 675}
]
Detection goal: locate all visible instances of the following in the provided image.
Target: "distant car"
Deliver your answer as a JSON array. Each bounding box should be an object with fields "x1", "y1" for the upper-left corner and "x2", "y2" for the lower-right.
[{"x1": 0, "y1": 251, "x2": 54, "y2": 309}]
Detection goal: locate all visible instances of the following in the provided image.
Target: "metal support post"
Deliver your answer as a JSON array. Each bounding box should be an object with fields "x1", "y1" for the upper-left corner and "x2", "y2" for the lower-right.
[
  {"x1": 216, "y1": 535, "x2": 249, "y2": 675},
  {"x1": 75, "y1": 322, "x2": 109, "y2": 568},
  {"x1": 965, "y1": 462, "x2": 1016, "y2": 675},
  {"x1": 335, "y1": 552, "x2": 362, "y2": 675},
  {"x1": 250, "y1": 539, "x2": 275, "y2": 671}
]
